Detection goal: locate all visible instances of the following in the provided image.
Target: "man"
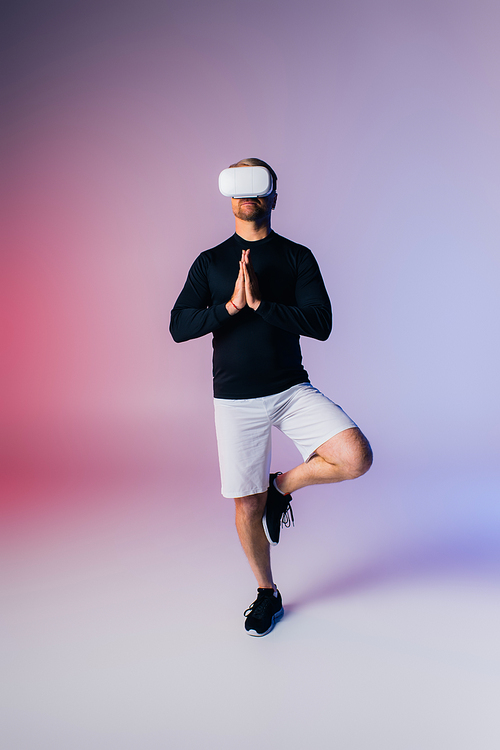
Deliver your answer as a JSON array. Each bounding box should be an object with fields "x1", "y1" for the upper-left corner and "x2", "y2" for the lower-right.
[{"x1": 170, "y1": 158, "x2": 372, "y2": 636}]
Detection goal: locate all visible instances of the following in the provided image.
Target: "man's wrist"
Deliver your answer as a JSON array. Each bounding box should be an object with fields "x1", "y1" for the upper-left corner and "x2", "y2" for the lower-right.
[{"x1": 226, "y1": 298, "x2": 242, "y2": 315}]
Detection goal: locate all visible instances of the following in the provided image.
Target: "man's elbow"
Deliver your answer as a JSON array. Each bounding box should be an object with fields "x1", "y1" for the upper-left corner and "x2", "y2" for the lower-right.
[
  {"x1": 170, "y1": 327, "x2": 191, "y2": 344},
  {"x1": 318, "y1": 312, "x2": 333, "y2": 341},
  {"x1": 314, "y1": 324, "x2": 331, "y2": 341},
  {"x1": 169, "y1": 315, "x2": 185, "y2": 343}
]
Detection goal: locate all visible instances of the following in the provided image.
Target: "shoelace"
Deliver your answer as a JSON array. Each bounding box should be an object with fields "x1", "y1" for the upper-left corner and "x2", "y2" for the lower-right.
[
  {"x1": 274, "y1": 473, "x2": 294, "y2": 529},
  {"x1": 244, "y1": 593, "x2": 276, "y2": 618},
  {"x1": 281, "y1": 499, "x2": 294, "y2": 529}
]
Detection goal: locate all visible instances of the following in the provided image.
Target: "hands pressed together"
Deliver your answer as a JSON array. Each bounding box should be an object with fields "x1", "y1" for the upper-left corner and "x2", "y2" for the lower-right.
[{"x1": 226, "y1": 249, "x2": 261, "y2": 315}]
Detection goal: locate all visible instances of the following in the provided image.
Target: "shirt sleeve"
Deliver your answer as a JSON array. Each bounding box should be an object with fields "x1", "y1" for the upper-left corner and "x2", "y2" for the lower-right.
[
  {"x1": 254, "y1": 248, "x2": 332, "y2": 340},
  {"x1": 169, "y1": 253, "x2": 231, "y2": 343}
]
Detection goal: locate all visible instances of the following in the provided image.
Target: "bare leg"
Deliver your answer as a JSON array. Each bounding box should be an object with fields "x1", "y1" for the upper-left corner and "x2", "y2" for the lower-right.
[
  {"x1": 277, "y1": 427, "x2": 373, "y2": 495},
  {"x1": 233, "y1": 429, "x2": 372, "y2": 587},
  {"x1": 234, "y1": 491, "x2": 275, "y2": 589}
]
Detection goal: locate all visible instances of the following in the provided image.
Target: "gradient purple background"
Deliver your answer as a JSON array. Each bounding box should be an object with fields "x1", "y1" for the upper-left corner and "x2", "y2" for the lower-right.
[{"x1": 2, "y1": 1, "x2": 500, "y2": 747}]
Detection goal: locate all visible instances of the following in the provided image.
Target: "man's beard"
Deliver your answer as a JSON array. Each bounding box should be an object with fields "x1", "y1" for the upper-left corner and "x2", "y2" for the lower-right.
[{"x1": 233, "y1": 202, "x2": 268, "y2": 222}]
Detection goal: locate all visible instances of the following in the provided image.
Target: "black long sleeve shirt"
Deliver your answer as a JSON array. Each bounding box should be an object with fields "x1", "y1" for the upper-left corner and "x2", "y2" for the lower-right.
[{"x1": 170, "y1": 231, "x2": 332, "y2": 399}]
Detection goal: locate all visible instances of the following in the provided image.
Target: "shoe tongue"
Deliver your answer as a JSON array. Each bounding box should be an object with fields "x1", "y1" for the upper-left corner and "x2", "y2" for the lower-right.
[{"x1": 257, "y1": 588, "x2": 275, "y2": 595}]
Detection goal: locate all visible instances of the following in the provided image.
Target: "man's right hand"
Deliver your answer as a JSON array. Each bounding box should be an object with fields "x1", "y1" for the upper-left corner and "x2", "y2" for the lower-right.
[{"x1": 226, "y1": 251, "x2": 246, "y2": 315}]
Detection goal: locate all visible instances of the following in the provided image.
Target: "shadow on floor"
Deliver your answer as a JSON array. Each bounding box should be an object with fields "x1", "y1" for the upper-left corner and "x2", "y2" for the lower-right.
[{"x1": 284, "y1": 531, "x2": 500, "y2": 614}]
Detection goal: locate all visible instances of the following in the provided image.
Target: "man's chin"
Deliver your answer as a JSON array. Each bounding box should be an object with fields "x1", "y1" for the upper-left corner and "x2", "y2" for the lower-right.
[{"x1": 235, "y1": 208, "x2": 265, "y2": 222}]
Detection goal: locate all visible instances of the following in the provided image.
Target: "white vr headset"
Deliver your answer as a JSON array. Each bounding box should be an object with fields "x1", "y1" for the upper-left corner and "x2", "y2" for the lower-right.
[{"x1": 218, "y1": 166, "x2": 274, "y2": 198}]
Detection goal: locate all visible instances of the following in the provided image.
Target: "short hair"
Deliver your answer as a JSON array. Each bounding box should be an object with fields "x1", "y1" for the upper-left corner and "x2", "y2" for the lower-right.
[{"x1": 228, "y1": 158, "x2": 278, "y2": 193}]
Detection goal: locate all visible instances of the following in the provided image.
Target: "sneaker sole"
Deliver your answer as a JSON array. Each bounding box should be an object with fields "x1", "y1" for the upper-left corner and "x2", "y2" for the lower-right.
[
  {"x1": 245, "y1": 607, "x2": 284, "y2": 637},
  {"x1": 262, "y1": 509, "x2": 279, "y2": 546}
]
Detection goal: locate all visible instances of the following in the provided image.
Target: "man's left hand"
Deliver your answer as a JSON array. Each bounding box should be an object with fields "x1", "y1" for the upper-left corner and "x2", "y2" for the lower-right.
[{"x1": 242, "y1": 249, "x2": 261, "y2": 310}]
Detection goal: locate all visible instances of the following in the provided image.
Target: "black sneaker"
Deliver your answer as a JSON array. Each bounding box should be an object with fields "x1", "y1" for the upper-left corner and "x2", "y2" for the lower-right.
[
  {"x1": 262, "y1": 472, "x2": 294, "y2": 546},
  {"x1": 244, "y1": 588, "x2": 284, "y2": 636}
]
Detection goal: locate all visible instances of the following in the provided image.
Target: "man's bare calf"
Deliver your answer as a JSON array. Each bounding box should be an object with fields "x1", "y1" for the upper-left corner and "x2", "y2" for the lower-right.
[{"x1": 234, "y1": 492, "x2": 273, "y2": 589}]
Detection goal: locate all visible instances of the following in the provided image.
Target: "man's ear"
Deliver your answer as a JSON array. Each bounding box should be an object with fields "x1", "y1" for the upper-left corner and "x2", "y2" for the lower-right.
[{"x1": 272, "y1": 193, "x2": 278, "y2": 210}]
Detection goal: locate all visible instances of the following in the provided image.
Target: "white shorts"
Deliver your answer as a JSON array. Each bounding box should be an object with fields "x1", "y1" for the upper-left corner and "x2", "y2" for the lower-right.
[{"x1": 214, "y1": 382, "x2": 357, "y2": 498}]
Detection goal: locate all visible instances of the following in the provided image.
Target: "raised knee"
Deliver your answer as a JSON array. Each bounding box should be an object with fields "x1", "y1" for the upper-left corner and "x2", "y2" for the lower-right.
[
  {"x1": 334, "y1": 433, "x2": 372, "y2": 480},
  {"x1": 349, "y1": 439, "x2": 373, "y2": 479}
]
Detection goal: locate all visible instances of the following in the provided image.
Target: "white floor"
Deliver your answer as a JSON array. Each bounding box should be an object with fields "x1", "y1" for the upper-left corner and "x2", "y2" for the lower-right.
[{"x1": 2, "y1": 458, "x2": 500, "y2": 750}]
